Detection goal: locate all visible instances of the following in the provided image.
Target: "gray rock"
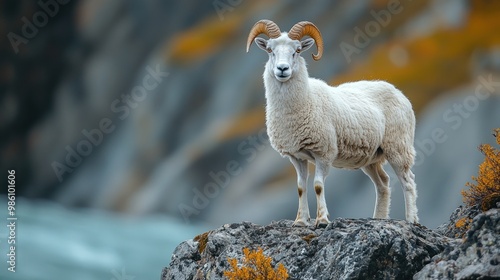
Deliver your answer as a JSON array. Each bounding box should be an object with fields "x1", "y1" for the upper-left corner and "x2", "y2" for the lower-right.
[
  {"x1": 162, "y1": 219, "x2": 454, "y2": 280},
  {"x1": 415, "y1": 208, "x2": 500, "y2": 280},
  {"x1": 436, "y1": 205, "x2": 481, "y2": 238}
]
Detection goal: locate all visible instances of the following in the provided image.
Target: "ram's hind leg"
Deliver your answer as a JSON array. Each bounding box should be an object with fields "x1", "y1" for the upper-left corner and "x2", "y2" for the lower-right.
[
  {"x1": 362, "y1": 163, "x2": 390, "y2": 219},
  {"x1": 385, "y1": 145, "x2": 419, "y2": 223},
  {"x1": 289, "y1": 157, "x2": 310, "y2": 227},
  {"x1": 390, "y1": 161, "x2": 419, "y2": 223}
]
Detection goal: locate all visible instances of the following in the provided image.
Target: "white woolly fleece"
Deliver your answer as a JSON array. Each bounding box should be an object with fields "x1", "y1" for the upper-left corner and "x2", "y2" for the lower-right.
[{"x1": 264, "y1": 57, "x2": 416, "y2": 170}]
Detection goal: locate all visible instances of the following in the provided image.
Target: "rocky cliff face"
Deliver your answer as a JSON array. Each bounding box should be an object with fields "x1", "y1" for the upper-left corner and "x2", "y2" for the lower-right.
[
  {"x1": 162, "y1": 207, "x2": 500, "y2": 280},
  {"x1": 417, "y1": 207, "x2": 500, "y2": 279}
]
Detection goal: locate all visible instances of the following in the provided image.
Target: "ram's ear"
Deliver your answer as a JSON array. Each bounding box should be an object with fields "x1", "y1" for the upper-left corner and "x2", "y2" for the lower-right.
[
  {"x1": 300, "y1": 38, "x2": 315, "y2": 52},
  {"x1": 255, "y1": 37, "x2": 268, "y2": 51}
]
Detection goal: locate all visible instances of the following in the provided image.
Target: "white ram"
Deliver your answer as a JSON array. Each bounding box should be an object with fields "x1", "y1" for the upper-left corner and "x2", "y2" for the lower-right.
[{"x1": 246, "y1": 20, "x2": 419, "y2": 226}]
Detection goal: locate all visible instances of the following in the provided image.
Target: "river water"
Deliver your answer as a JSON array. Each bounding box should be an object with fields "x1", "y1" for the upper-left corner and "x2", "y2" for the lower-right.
[{"x1": 0, "y1": 197, "x2": 208, "y2": 280}]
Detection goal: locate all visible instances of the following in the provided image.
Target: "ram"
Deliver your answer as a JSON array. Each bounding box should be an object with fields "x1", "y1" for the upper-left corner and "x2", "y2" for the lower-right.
[{"x1": 246, "y1": 20, "x2": 419, "y2": 227}]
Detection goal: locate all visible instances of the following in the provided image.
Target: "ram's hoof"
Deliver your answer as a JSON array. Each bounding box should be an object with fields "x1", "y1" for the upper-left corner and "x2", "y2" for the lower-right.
[
  {"x1": 314, "y1": 218, "x2": 329, "y2": 228},
  {"x1": 292, "y1": 219, "x2": 310, "y2": 227}
]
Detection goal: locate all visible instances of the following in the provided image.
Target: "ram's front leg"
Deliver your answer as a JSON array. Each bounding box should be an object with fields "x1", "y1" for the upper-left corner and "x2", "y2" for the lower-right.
[
  {"x1": 314, "y1": 159, "x2": 330, "y2": 227},
  {"x1": 289, "y1": 157, "x2": 310, "y2": 226}
]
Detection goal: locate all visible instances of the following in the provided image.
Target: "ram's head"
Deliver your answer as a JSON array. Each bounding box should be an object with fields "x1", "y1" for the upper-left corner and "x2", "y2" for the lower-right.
[{"x1": 247, "y1": 20, "x2": 323, "y2": 82}]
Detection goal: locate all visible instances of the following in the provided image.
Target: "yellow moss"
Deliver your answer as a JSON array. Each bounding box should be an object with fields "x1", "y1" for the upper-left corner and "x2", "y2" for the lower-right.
[
  {"x1": 224, "y1": 247, "x2": 289, "y2": 280},
  {"x1": 301, "y1": 233, "x2": 317, "y2": 244},
  {"x1": 194, "y1": 231, "x2": 210, "y2": 254},
  {"x1": 462, "y1": 128, "x2": 500, "y2": 212},
  {"x1": 455, "y1": 217, "x2": 470, "y2": 229}
]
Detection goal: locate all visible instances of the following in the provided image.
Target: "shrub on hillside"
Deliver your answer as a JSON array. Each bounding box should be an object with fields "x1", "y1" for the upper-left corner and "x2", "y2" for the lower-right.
[
  {"x1": 462, "y1": 128, "x2": 500, "y2": 212},
  {"x1": 224, "y1": 247, "x2": 288, "y2": 280}
]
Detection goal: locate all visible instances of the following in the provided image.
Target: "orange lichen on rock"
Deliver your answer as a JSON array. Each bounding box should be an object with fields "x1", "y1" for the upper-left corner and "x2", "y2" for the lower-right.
[
  {"x1": 194, "y1": 231, "x2": 210, "y2": 254},
  {"x1": 455, "y1": 217, "x2": 471, "y2": 229},
  {"x1": 224, "y1": 247, "x2": 288, "y2": 280},
  {"x1": 333, "y1": 2, "x2": 500, "y2": 114},
  {"x1": 167, "y1": 16, "x2": 243, "y2": 64},
  {"x1": 462, "y1": 128, "x2": 500, "y2": 212},
  {"x1": 217, "y1": 107, "x2": 265, "y2": 141}
]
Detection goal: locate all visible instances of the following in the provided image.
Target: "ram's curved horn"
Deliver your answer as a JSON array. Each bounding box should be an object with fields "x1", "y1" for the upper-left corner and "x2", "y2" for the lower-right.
[
  {"x1": 288, "y1": 21, "x2": 323, "y2": 61},
  {"x1": 246, "y1": 20, "x2": 282, "y2": 52}
]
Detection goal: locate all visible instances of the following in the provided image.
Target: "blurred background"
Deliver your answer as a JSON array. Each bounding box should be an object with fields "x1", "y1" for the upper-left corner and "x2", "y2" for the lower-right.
[{"x1": 1, "y1": 0, "x2": 500, "y2": 279}]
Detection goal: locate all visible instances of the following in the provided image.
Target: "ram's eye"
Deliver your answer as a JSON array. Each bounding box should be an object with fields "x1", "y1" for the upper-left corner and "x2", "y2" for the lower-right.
[
  {"x1": 296, "y1": 49, "x2": 301, "y2": 53},
  {"x1": 266, "y1": 48, "x2": 272, "y2": 53}
]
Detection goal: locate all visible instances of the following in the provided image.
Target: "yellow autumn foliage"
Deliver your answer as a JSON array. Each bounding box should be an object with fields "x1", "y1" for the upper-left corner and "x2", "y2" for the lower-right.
[
  {"x1": 168, "y1": 16, "x2": 243, "y2": 63},
  {"x1": 462, "y1": 128, "x2": 500, "y2": 211},
  {"x1": 224, "y1": 247, "x2": 289, "y2": 280},
  {"x1": 333, "y1": 1, "x2": 500, "y2": 114}
]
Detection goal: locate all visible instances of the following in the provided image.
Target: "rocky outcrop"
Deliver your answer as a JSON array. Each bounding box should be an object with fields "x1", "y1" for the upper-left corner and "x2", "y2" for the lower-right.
[
  {"x1": 416, "y1": 208, "x2": 500, "y2": 279},
  {"x1": 436, "y1": 204, "x2": 481, "y2": 239},
  {"x1": 162, "y1": 218, "x2": 455, "y2": 280},
  {"x1": 162, "y1": 207, "x2": 500, "y2": 279}
]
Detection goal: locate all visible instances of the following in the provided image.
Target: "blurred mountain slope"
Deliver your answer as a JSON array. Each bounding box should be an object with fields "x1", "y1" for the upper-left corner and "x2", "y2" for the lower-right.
[{"x1": 334, "y1": 1, "x2": 500, "y2": 113}]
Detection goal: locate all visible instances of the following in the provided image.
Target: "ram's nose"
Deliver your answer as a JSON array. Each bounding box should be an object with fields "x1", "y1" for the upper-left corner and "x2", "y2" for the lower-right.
[{"x1": 277, "y1": 64, "x2": 289, "y2": 73}]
